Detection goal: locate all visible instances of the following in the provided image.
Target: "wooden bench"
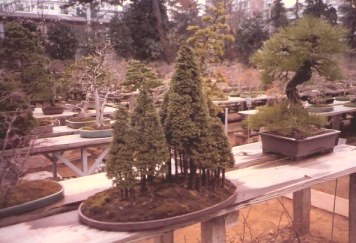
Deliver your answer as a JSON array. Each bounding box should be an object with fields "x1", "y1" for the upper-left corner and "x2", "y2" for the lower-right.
[
  {"x1": 1, "y1": 143, "x2": 356, "y2": 242},
  {"x1": 2, "y1": 134, "x2": 112, "y2": 178}
]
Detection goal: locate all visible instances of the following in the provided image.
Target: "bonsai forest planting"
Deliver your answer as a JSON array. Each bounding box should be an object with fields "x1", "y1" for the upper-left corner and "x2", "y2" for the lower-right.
[{"x1": 79, "y1": 45, "x2": 237, "y2": 229}]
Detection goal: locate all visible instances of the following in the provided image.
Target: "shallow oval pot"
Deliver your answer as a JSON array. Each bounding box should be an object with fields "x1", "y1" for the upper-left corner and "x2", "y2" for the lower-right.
[
  {"x1": 66, "y1": 118, "x2": 110, "y2": 129},
  {"x1": 78, "y1": 187, "x2": 238, "y2": 231},
  {"x1": 0, "y1": 181, "x2": 64, "y2": 218},
  {"x1": 305, "y1": 105, "x2": 333, "y2": 113},
  {"x1": 79, "y1": 128, "x2": 113, "y2": 138}
]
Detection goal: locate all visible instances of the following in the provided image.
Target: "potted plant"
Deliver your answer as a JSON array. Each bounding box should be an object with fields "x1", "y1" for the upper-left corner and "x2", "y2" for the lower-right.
[
  {"x1": 249, "y1": 16, "x2": 348, "y2": 159},
  {"x1": 78, "y1": 45, "x2": 237, "y2": 231},
  {"x1": 0, "y1": 79, "x2": 63, "y2": 218},
  {"x1": 64, "y1": 42, "x2": 113, "y2": 134},
  {"x1": 246, "y1": 101, "x2": 340, "y2": 159},
  {"x1": 305, "y1": 89, "x2": 334, "y2": 113}
]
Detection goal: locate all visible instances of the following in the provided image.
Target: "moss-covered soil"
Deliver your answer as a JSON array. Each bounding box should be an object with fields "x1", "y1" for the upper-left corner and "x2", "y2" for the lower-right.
[
  {"x1": 81, "y1": 176, "x2": 236, "y2": 222},
  {"x1": 0, "y1": 179, "x2": 62, "y2": 209}
]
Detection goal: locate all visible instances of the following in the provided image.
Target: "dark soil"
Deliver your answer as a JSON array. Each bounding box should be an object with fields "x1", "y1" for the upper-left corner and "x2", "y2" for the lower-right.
[
  {"x1": 81, "y1": 176, "x2": 236, "y2": 222},
  {"x1": 0, "y1": 179, "x2": 62, "y2": 209}
]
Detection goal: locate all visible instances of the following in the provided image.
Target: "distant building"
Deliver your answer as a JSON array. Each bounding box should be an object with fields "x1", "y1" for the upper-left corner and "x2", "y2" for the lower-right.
[{"x1": 207, "y1": 0, "x2": 345, "y2": 21}]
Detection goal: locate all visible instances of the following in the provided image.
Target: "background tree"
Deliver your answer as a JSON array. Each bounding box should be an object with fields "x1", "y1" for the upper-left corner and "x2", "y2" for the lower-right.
[
  {"x1": 303, "y1": 0, "x2": 338, "y2": 24},
  {"x1": 339, "y1": 0, "x2": 356, "y2": 49},
  {"x1": 45, "y1": 22, "x2": 78, "y2": 60},
  {"x1": 167, "y1": 0, "x2": 201, "y2": 52},
  {"x1": 235, "y1": 14, "x2": 269, "y2": 65},
  {"x1": 251, "y1": 16, "x2": 348, "y2": 103},
  {"x1": 269, "y1": 0, "x2": 289, "y2": 31},
  {"x1": 0, "y1": 22, "x2": 50, "y2": 101},
  {"x1": 187, "y1": 1, "x2": 234, "y2": 73},
  {"x1": 131, "y1": 88, "x2": 169, "y2": 193},
  {"x1": 109, "y1": 0, "x2": 171, "y2": 61}
]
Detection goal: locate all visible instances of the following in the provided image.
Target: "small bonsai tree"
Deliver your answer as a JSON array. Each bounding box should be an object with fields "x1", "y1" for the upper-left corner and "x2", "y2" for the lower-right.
[
  {"x1": 0, "y1": 77, "x2": 37, "y2": 205},
  {"x1": 251, "y1": 16, "x2": 348, "y2": 104},
  {"x1": 121, "y1": 59, "x2": 164, "y2": 108},
  {"x1": 0, "y1": 77, "x2": 37, "y2": 149}
]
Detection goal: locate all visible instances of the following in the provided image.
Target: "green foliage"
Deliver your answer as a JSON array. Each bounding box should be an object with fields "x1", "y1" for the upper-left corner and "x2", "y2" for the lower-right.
[
  {"x1": 0, "y1": 22, "x2": 50, "y2": 100},
  {"x1": 45, "y1": 22, "x2": 78, "y2": 60},
  {"x1": 187, "y1": 1, "x2": 234, "y2": 73},
  {"x1": 303, "y1": 0, "x2": 338, "y2": 25},
  {"x1": 131, "y1": 89, "x2": 169, "y2": 191},
  {"x1": 162, "y1": 45, "x2": 232, "y2": 190},
  {"x1": 122, "y1": 60, "x2": 163, "y2": 91},
  {"x1": 235, "y1": 14, "x2": 269, "y2": 65},
  {"x1": 168, "y1": 0, "x2": 201, "y2": 46},
  {"x1": 270, "y1": 0, "x2": 289, "y2": 31},
  {"x1": 246, "y1": 101, "x2": 327, "y2": 139},
  {"x1": 109, "y1": 0, "x2": 170, "y2": 61},
  {"x1": 0, "y1": 79, "x2": 36, "y2": 139},
  {"x1": 339, "y1": 0, "x2": 356, "y2": 48},
  {"x1": 106, "y1": 108, "x2": 136, "y2": 199},
  {"x1": 251, "y1": 16, "x2": 348, "y2": 103}
]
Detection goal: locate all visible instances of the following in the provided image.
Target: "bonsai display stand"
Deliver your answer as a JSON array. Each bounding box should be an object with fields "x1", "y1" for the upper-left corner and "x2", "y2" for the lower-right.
[{"x1": 1, "y1": 143, "x2": 356, "y2": 242}]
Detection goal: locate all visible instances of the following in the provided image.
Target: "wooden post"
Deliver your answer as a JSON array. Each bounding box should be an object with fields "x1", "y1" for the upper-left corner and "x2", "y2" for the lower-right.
[
  {"x1": 152, "y1": 231, "x2": 173, "y2": 243},
  {"x1": 293, "y1": 188, "x2": 311, "y2": 236},
  {"x1": 81, "y1": 147, "x2": 88, "y2": 175},
  {"x1": 201, "y1": 211, "x2": 238, "y2": 243},
  {"x1": 201, "y1": 215, "x2": 226, "y2": 243},
  {"x1": 331, "y1": 114, "x2": 341, "y2": 130},
  {"x1": 349, "y1": 173, "x2": 356, "y2": 243}
]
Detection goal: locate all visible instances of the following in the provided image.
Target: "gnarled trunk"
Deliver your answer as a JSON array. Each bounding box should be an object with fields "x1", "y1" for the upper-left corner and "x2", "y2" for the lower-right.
[{"x1": 286, "y1": 60, "x2": 312, "y2": 104}]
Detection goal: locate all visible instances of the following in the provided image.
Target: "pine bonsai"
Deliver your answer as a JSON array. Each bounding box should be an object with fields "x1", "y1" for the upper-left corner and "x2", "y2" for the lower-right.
[{"x1": 251, "y1": 16, "x2": 348, "y2": 104}]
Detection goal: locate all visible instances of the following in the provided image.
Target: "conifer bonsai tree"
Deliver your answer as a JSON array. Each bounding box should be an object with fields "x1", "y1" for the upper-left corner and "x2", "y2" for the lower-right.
[
  {"x1": 0, "y1": 76, "x2": 37, "y2": 149},
  {"x1": 121, "y1": 59, "x2": 164, "y2": 108},
  {"x1": 251, "y1": 16, "x2": 348, "y2": 104},
  {"x1": 161, "y1": 44, "x2": 234, "y2": 190}
]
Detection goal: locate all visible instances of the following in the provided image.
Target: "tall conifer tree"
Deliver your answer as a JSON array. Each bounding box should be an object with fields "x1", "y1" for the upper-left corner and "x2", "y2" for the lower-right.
[
  {"x1": 131, "y1": 88, "x2": 169, "y2": 192},
  {"x1": 106, "y1": 108, "x2": 136, "y2": 200}
]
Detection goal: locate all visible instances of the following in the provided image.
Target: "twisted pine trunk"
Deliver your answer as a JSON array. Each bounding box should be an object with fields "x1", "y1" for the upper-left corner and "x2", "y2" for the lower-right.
[{"x1": 286, "y1": 60, "x2": 313, "y2": 104}]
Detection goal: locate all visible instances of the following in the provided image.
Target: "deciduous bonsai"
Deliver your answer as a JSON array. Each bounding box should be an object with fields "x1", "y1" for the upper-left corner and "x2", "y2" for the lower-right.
[{"x1": 64, "y1": 41, "x2": 115, "y2": 129}]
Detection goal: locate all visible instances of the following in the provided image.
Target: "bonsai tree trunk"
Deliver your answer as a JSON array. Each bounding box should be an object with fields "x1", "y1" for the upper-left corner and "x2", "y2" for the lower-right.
[
  {"x1": 94, "y1": 87, "x2": 101, "y2": 126},
  {"x1": 94, "y1": 88, "x2": 111, "y2": 127},
  {"x1": 286, "y1": 60, "x2": 312, "y2": 104}
]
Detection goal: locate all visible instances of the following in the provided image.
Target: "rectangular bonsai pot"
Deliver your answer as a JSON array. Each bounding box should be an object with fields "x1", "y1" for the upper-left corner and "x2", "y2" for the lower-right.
[{"x1": 259, "y1": 129, "x2": 341, "y2": 160}]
